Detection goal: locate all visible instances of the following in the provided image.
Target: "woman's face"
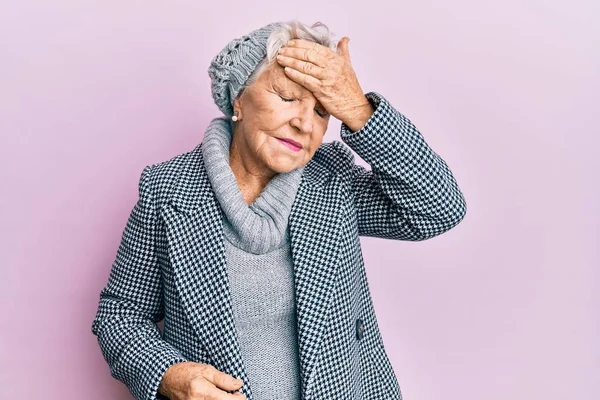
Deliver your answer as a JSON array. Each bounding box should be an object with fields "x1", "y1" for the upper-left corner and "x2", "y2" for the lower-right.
[{"x1": 231, "y1": 61, "x2": 331, "y2": 176}]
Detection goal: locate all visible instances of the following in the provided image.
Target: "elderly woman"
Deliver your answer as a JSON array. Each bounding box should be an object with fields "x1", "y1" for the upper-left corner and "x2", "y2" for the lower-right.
[{"x1": 91, "y1": 20, "x2": 466, "y2": 400}]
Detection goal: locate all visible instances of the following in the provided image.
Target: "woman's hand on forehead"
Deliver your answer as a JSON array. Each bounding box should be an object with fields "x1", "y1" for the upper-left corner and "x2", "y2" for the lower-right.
[{"x1": 275, "y1": 38, "x2": 373, "y2": 130}]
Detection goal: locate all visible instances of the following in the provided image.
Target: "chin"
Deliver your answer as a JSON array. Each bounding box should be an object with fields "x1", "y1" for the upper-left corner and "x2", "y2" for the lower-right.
[
  {"x1": 266, "y1": 156, "x2": 303, "y2": 174},
  {"x1": 270, "y1": 163, "x2": 300, "y2": 174}
]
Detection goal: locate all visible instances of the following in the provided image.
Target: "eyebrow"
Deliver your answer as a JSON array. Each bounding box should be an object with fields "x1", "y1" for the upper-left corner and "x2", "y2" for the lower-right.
[
  {"x1": 272, "y1": 74, "x2": 322, "y2": 103},
  {"x1": 274, "y1": 82, "x2": 301, "y2": 95},
  {"x1": 273, "y1": 74, "x2": 305, "y2": 93},
  {"x1": 272, "y1": 81, "x2": 327, "y2": 112}
]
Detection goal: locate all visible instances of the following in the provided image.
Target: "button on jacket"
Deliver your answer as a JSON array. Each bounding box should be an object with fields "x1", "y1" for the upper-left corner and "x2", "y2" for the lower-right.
[{"x1": 91, "y1": 92, "x2": 467, "y2": 400}]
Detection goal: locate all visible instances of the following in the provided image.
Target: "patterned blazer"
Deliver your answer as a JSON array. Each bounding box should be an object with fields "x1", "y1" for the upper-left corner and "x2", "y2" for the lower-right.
[{"x1": 91, "y1": 92, "x2": 467, "y2": 400}]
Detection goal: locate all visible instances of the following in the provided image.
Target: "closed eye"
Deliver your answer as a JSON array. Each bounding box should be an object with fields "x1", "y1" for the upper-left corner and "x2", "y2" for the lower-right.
[
  {"x1": 280, "y1": 95, "x2": 328, "y2": 118},
  {"x1": 315, "y1": 109, "x2": 328, "y2": 118},
  {"x1": 279, "y1": 95, "x2": 295, "y2": 102}
]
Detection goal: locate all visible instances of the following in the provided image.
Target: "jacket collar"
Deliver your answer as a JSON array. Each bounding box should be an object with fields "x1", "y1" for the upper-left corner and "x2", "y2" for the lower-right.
[{"x1": 159, "y1": 141, "x2": 344, "y2": 400}]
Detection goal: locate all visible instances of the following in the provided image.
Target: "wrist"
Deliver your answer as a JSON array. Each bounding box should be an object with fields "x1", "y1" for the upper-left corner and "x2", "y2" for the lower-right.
[
  {"x1": 341, "y1": 96, "x2": 375, "y2": 132},
  {"x1": 158, "y1": 361, "x2": 190, "y2": 397}
]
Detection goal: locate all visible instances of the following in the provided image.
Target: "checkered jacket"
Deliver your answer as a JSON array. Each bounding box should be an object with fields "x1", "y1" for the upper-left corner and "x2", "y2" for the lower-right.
[{"x1": 91, "y1": 92, "x2": 467, "y2": 400}]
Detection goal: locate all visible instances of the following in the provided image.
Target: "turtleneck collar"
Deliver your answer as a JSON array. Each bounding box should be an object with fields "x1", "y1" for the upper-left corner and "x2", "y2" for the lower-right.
[{"x1": 201, "y1": 116, "x2": 305, "y2": 255}]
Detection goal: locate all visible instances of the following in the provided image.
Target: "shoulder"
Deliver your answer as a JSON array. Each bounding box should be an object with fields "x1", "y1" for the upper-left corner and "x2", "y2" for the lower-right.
[
  {"x1": 311, "y1": 140, "x2": 358, "y2": 181},
  {"x1": 139, "y1": 143, "x2": 204, "y2": 205},
  {"x1": 145, "y1": 147, "x2": 195, "y2": 182}
]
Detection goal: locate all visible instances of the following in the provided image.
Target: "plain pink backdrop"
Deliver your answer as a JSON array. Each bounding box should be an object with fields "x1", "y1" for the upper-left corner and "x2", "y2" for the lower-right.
[{"x1": 1, "y1": 1, "x2": 598, "y2": 399}]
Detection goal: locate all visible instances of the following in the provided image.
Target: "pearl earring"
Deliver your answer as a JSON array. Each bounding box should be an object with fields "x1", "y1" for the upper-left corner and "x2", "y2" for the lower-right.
[{"x1": 232, "y1": 111, "x2": 239, "y2": 122}]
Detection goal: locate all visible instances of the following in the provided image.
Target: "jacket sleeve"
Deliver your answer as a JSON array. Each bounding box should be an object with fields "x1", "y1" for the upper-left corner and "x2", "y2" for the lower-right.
[
  {"x1": 91, "y1": 165, "x2": 188, "y2": 400},
  {"x1": 336, "y1": 91, "x2": 467, "y2": 241}
]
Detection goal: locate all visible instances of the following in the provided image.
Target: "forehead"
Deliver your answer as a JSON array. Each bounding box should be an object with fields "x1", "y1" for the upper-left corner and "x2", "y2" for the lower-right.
[{"x1": 260, "y1": 62, "x2": 308, "y2": 93}]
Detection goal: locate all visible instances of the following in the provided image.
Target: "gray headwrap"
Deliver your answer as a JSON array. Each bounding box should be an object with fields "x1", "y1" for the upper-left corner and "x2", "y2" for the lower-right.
[{"x1": 208, "y1": 22, "x2": 281, "y2": 117}]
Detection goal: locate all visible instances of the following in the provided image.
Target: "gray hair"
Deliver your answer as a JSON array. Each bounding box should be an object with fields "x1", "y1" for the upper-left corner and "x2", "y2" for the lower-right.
[{"x1": 238, "y1": 20, "x2": 339, "y2": 98}]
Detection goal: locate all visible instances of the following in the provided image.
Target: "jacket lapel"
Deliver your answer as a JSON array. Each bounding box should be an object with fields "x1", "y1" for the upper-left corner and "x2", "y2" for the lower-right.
[
  {"x1": 289, "y1": 162, "x2": 345, "y2": 398},
  {"x1": 160, "y1": 142, "x2": 344, "y2": 400}
]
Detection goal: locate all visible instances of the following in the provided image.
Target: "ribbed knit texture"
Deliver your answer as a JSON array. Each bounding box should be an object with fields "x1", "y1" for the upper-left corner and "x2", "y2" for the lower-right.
[
  {"x1": 201, "y1": 116, "x2": 304, "y2": 399},
  {"x1": 208, "y1": 22, "x2": 280, "y2": 117},
  {"x1": 201, "y1": 116, "x2": 304, "y2": 254}
]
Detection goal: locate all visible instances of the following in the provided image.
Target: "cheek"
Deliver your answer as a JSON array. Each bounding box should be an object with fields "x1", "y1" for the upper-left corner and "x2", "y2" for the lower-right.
[
  {"x1": 244, "y1": 94, "x2": 280, "y2": 124},
  {"x1": 306, "y1": 132, "x2": 326, "y2": 155}
]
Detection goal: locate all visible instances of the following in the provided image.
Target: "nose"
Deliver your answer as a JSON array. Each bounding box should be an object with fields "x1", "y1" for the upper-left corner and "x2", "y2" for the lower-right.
[{"x1": 289, "y1": 105, "x2": 314, "y2": 135}]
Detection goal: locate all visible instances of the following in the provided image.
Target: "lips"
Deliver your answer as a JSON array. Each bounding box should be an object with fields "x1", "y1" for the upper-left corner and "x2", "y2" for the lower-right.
[{"x1": 277, "y1": 137, "x2": 302, "y2": 149}]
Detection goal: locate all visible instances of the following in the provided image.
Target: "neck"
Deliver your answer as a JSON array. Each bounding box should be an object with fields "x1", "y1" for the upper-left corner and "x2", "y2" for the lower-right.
[{"x1": 201, "y1": 115, "x2": 305, "y2": 254}]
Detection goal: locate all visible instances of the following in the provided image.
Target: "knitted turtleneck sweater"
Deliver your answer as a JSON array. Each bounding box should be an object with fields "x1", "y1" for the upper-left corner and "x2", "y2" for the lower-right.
[{"x1": 201, "y1": 116, "x2": 304, "y2": 400}]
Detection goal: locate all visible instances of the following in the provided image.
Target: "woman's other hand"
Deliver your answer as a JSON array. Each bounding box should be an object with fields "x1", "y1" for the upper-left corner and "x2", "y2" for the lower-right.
[
  {"x1": 275, "y1": 37, "x2": 374, "y2": 131},
  {"x1": 158, "y1": 361, "x2": 246, "y2": 399}
]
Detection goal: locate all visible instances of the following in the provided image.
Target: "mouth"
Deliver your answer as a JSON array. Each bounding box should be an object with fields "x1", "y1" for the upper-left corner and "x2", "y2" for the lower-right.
[{"x1": 276, "y1": 137, "x2": 303, "y2": 152}]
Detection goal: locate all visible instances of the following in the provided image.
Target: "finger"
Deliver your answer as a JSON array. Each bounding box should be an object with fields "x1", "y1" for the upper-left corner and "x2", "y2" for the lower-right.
[
  {"x1": 282, "y1": 66, "x2": 322, "y2": 93},
  {"x1": 203, "y1": 364, "x2": 244, "y2": 391},
  {"x1": 337, "y1": 37, "x2": 351, "y2": 64},
  {"x1": 286, "y1": 38, "x2": 331, "y2": 56},
  {"x1": 278, "y1": 45, "x2": 330, "y2": 68},
  {"x1": 204, "y1": 383, "x2": 245, "y2": 400},
  {"x1": 276, "y1": 54, "x2": 326, "y2": 79}
]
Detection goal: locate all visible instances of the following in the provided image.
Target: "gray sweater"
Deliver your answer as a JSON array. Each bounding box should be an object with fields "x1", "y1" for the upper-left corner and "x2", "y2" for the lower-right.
[{"x1": 201, "y1": 117, "x2": 304, "y2": 400}]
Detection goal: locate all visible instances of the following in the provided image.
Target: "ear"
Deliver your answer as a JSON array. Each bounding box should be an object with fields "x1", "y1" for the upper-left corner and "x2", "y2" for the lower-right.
[{"x1": 232, "y1": 97, "x2": 243, "y2": 120}]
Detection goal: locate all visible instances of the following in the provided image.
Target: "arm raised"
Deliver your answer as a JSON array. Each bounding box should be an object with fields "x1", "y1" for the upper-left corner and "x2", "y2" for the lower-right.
[{"x1": 336, "y1": 92, "x2": 467, "y2": 241}]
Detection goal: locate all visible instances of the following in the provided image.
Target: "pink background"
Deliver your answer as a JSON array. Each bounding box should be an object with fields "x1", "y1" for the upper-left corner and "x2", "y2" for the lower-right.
[{"x1": 1, "y1": 1, "x2": 598, "y2": 399}]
